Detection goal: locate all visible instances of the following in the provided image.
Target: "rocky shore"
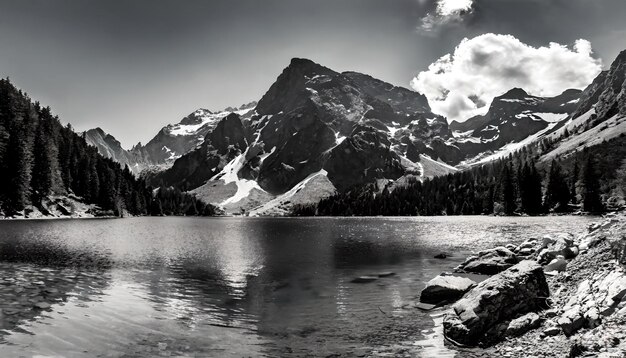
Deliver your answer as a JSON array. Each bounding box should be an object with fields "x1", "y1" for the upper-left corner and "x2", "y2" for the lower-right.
[{"x1": 419, "y1": 213, "x2": 626, "y2": 357}]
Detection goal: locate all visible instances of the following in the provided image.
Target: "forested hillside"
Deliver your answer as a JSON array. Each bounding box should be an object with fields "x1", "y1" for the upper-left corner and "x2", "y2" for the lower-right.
[
  {"x1": 0, "y1": 78, "x2": 215, "y2": 217},
  {"x1": 291, "y1": 134, "x2": 614, "y2": 216}
]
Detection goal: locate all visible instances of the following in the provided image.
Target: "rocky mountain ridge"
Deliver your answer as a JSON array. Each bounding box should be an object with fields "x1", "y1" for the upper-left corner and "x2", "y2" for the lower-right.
[
  {"x1": 83, "y1": 102, "x2": 256, "y2": 174},
  {"x1": 86, "y1": 50, "x2": 626, "y2": 215},
  {"x1": 154, "y1": 58, "x2": 461, "y2": 214}
]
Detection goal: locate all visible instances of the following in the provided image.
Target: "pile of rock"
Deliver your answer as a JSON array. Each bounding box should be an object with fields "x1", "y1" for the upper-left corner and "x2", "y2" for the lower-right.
[
  {"x1": 418, "y1": 214, "x2": 626, "y2": 354},
  {"x1": 454, "y1": 233, "x2": 582, "y2": 276},
  {"x1": 454, "y1": 246, "x2": 519, "y2": 274},
  {"x1": 553, "y1": 266, "x2": 626, "y2": 336}
]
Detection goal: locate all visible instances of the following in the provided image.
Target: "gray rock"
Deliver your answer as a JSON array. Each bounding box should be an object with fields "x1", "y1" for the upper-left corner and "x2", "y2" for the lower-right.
[
  {"x1": 518, "y1": 248, "x2": 534, "y2": 256},
  {"x1": 505, "y1": 312, "x2": 542, "y2": 337},
  {"x1": 544, "y1": 308, "x2": 559, "y2": 318},
  {"x1": 518, "y1": 239, "x2": 537, "y2": 251},
  {"x1": 545, "y1": 256, "x2": 568, "y2": 273},
  {"x1": 558, "y1": 306, "x2": 585, "y2": 336},
  {"x1": 443, "y1": 261, "x2": 550, "y2": 346},
  {"x1": 543, "y1": 326, "x2": 561, "y2": 336},
  {"x1": 537, "y1": 233, "x2": 578, "y2": 264},
  {"x1": 457, "y1": 247, "x2": 519, "y2": 275},
  {"x1": 420, "y1": 273, "x2": 476, "y2": 304},
  {"x1": 416, "y1": 302, "x2": 437, "y2": 311},
  {"x1": 611, "y1": 238, "x2": 626, "y2": 266},
  {"x1": 584, "y1": 307, "x2": 601, "y2": 328},
  {"x1": 34, "y1": 302, "x2": 51, "y2": 309}
]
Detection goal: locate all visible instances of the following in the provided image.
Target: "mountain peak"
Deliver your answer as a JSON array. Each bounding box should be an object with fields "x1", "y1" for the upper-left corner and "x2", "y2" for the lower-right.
[
  {"x1": 281, "y1": 58, "x2": 336, "y2": 78},
  {"x1": 499, "y1": 88, "x2": 529, "y2": 99},
  {"x1": 86, "y1": 127, "x2": 106, "y2": 136},
  {"x1": 256, "y1": 58, "x2": 337, "y2": 114},
  {"x1": 289, "y1": 57, "x2": 316, "y2": 67}
]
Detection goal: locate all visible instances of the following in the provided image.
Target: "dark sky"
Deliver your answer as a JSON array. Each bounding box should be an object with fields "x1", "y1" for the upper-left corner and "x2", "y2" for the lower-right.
[{"x1": 1, "y1": 0, "x2": 625, "y2": 147}]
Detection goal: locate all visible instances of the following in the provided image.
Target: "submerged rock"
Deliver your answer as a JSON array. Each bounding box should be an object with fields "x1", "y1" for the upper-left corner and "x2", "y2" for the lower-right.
[
  {"x1": 456, "y1": 247, "x2": 519, "y2": 275},
  {"x1": 443, "y1": 261, "x2": 549, "y2": 346},
  {"x1": 351, "y1": 276, "x2": 378, "y2": 283},
  {"x1": 33, "y1": 302, "x2": 51, "y2": 309},
  {"x1": 420, "y1": 273, "x2": 476, "y2": 304},
  {"x1": 415, "y1": 302, "x2": 437, "y2": 311}
]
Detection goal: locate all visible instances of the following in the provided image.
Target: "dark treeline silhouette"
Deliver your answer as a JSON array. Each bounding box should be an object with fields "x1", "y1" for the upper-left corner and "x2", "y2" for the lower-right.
[
  {"x1": 0, "y1": 78, "x2": 216, "y2": 217},
  {"x1": 292, "y1": 139, "x2": 608, "y2": 217}
]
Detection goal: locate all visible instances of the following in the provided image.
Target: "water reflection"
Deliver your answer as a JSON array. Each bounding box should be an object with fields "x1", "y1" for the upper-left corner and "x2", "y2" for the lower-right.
[{"x1": 0, "y1": 216, "x2": 598, "y2": 357}]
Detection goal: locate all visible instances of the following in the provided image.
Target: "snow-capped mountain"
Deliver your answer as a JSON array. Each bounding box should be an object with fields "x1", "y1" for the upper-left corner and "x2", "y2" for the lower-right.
[
  {"x1": 150, "y1": 58, "x2": 460, "y2": 214},
  {"x1": 448, "y1": 87, "x2": 582, "y2": 165},
  {"x1": 90, "y1": 50, "x2": 626, "y2": 216},
  {"x1": 84, "y1": 102, "x2": 256, "y2": 174}
]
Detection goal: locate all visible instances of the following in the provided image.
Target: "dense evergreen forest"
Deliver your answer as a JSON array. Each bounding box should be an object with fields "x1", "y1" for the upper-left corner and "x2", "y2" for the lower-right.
[
  {"x1": 292, "y1": 135, "x2": 618, "y2": 217},
  {"x1": 0, "y1": 78, "x2": 215, "y2": 217}
]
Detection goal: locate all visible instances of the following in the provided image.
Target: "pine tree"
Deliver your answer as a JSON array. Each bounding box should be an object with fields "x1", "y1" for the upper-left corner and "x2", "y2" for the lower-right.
[
  {"x1": 5, "y1": 102, "x2": 36, "y2": 212},
  {"x1": 570, "y1": 159, "x2": 580, "y2": 204},
  {"x1": 497, "y1": 163, "x2": 516, "y2": 215},
  {"x1": 582, "y1": 154, "x2": 604, "y2": 213},
  {"x1": 519, "y1": 162, "x2": 543, "y2": 215},
  {"x1": 30, "y1": 120, "x2": 54, "y2": 203},
  {"x1": 545, "y1": 160, "x2": 570, "y2": 212}
]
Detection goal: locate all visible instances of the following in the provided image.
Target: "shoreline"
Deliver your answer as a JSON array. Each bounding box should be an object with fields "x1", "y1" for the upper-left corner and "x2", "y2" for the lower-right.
[
  {"x1": 0, "y1": 212, "x2": 609, "y2": 220},
  {"x1": 415, "y1": 212, "x2": 626, "y2": 357}
]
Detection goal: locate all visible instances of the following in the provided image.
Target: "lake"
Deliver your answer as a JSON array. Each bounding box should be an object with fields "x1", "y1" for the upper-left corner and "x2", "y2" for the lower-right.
[{"x1": 0, "y1": 216, "x2": 598, "y2": 357}]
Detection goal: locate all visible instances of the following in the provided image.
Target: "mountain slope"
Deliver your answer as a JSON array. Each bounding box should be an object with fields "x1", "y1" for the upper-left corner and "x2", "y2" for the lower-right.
[
  {"x1": 539, "y1": 49, "x2": 626, "y2": 162},
  {"x1": 83, "y1": 128, "x2": 147, "y2": 172},
  {"x1": 157, "y1": 58, "x2": 459, "y2": 213},
  {"x1": 84, "y1": 103, "x2": 256, "y2": 174}
]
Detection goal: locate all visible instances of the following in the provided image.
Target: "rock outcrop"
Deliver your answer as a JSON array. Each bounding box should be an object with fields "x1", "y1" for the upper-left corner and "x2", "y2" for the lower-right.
[
  {"x1": 419, "y1": 273, "x2": 476, "y2": 305},
  {"x1": 443, "y1": 260, "x2": 549, "y2": 346}
]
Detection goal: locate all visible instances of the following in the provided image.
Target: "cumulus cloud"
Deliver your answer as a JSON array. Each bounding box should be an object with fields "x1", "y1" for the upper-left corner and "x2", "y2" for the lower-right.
[
  {"x1": 420, "y1": 0, "x2": 474, "y2": 32},
  {"x1": 410, "y1": 34, "x2": 603, "y2": 122}
]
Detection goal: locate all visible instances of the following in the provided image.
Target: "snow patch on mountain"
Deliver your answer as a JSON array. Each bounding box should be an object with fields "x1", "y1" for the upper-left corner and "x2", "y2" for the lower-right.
[
  {"x1": 534, "y1": 112, "x2": 569, "y2": 123},
  {"x1": 249, "y1": 169, "x2": 336, "y2": 216},
  {"x1": 419, "y1": 154, "x2": 459, "y2": 178},
  {"x1": 549, "y1": 108, "x2": 596, "y2": 140},
  {"x1": 462, "y1": 121, "x2": 561, "y2": 166},
  {"x1": 215, "y1": 152, "x2": 268, "y2": 206}
]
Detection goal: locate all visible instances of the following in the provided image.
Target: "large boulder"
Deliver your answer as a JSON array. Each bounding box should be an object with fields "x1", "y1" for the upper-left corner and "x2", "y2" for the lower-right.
[
  {"x1": 443, "y1": 261, "x2": 549, "y2": 346},
  {"x1": 420, "y1": 273, "x2": 476, "y2": 305},
  {"x1": 456, "y1": 247, "x2": 519, "y2": 274}
]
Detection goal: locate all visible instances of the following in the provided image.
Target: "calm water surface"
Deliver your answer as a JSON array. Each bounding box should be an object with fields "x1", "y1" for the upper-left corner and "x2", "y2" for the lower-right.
[{"x1": 0, "y1": 216, "x2": 598, "y2": 357}]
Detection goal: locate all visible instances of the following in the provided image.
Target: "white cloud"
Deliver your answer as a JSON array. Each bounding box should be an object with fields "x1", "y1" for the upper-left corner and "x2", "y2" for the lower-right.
[
  {"x1": 437, "y1": 0, "x2": 473, "y2": 16},
  {"x1": 420, "y1": 0, "x2": 474, "y2": 32},
  {"x1": 410, "y1": 34, "x2": 603, "y2": 123}
]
